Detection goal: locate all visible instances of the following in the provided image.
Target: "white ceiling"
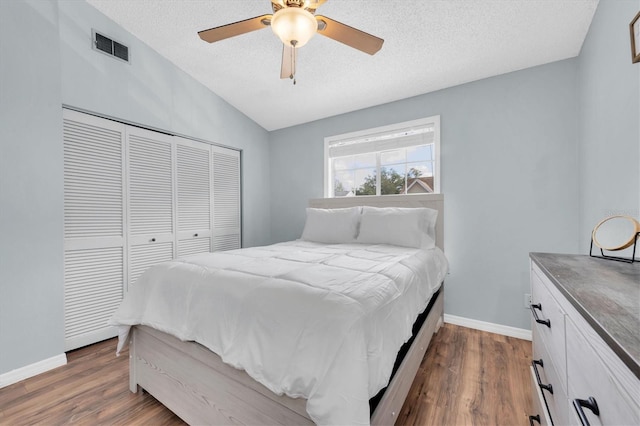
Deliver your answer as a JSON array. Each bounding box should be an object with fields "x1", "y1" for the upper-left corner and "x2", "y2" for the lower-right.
[{"x1": 86, "y1": 0, "x2": 599, "y2": 131}]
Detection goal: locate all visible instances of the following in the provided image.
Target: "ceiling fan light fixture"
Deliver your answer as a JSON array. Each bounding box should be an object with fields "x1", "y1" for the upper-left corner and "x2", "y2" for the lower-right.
[{"x1": 271, "y1": 7, "x2": 317, "y2": 48}]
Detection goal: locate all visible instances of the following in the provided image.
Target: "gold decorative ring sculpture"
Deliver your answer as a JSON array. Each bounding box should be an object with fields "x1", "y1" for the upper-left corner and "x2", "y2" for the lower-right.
[{"x1": 591, "y1": 215, "x2": 640, "y2": 251}]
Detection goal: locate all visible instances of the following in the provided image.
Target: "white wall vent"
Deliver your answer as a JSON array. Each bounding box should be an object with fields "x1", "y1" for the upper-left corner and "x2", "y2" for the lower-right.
[{"x1": 92, "y1": 30, "x2": 129, "y2": 63}]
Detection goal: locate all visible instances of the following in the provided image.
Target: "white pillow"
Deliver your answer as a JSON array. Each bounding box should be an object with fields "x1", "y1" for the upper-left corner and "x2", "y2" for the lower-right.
[
  {"x1": 357, "y1": 206, "x2": 438, "y2": 249},
  {"x1": 301, "y1": 207, "x2": 361, "y2": 244}
]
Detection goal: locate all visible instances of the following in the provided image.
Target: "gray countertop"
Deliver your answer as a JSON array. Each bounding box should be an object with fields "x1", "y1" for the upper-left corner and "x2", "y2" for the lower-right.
[{"x1": 529, "y1": 253, "x2": 640, "y2": 379}]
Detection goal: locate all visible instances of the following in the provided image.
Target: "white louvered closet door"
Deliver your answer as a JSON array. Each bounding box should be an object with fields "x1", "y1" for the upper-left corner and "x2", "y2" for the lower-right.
[
  {"x1": 62, "y1": 109, "x2": 242, "y2": 351},
  {"x1": 212, "y1": 145, "x2": 241, "y2": 251},
  {"x1": 175, "y1": 137, "x2": 212, "y2": 257},
  {"x1": 126, "y1": 127, "x2": 175, "y2": 288},
  {"x1": 63, "y1": 110, "x2": 125, "y2": 350}
]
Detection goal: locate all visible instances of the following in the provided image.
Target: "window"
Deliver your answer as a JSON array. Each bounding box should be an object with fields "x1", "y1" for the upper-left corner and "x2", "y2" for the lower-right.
[{"x1": 324, "y1": 116, "x2": 440, "y2": 197}]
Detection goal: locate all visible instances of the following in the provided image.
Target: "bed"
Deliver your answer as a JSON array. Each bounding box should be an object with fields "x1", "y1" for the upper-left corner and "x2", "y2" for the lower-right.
[{"x1": 111, "y1": 193, "x2": 447, "y2": 425}]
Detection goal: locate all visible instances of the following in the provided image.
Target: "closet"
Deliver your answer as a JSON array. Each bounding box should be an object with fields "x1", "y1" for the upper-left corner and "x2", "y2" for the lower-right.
[{"x1": 62, "y1": 109, "x2": 241, "y2": 350}]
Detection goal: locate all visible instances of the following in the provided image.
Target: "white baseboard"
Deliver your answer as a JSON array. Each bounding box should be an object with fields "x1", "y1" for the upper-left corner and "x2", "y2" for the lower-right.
[
  {"x1": 444, "y1": 314, "x2": 532, "y2": 341},
  {"x1": 0, "y1": 353, "x2": 67, "y2": 389}
]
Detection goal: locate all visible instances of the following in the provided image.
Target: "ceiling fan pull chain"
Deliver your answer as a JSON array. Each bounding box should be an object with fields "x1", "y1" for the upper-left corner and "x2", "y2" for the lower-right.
[
  {"x1": 290, "y1": 40, "x2": 297, "y2": 85},
  {"x1": 292, "y1": 46, "x2": 296, "y2": 85}
]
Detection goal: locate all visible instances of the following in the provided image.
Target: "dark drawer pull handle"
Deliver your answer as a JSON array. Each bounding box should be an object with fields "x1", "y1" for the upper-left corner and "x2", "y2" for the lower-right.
[
  {"x1": 573, "y1": 397, "x2": 599, "y2": 426},
  {"x1": 530, "y1": 303, "x2": 551, "y2": 328},
  {"x1": 531, "y1": 359, "x2": 553, "y2": 395},
  {"x1": 529, "y1": 414, "x2": 541, "y2": 425},
  {"x1": 194, "y1": 233, "x2": 199, "y2": 237},
  {"x1": 151, "y1": 238, "x2": 156, "y2": 242}
]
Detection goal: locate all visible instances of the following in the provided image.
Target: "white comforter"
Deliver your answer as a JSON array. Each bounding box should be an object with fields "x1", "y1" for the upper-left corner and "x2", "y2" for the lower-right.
[{"x1": 110, "y1": 240, "x2": 448, "y2": 425}]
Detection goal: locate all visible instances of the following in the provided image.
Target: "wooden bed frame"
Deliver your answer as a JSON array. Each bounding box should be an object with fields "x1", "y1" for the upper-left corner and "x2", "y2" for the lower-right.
[{"x1": 128, "y1": 193, "x2": 445, "y2": 425}]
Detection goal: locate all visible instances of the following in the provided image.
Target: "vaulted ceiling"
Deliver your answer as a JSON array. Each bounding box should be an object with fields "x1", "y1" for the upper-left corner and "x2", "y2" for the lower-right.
[{"x1": 86, "y1": 0, "x2": 599, "y2": 131}]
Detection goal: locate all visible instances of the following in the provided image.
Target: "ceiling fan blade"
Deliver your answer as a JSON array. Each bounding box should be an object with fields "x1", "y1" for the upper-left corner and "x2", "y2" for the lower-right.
[
  {"x1": 280, "y1": 44, "x2": 293, "y2": 79},
  {"x1": 316, "y1": 15, "x2": 384, "y2": 55},
  {"x1": 198, "y1": 15, "x2": 272, "y2": 43}
]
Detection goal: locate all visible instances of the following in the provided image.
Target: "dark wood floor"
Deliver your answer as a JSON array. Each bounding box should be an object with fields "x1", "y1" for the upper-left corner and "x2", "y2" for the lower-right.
[{"x1": 0, "y1": 324, "x2": 531, "y2": 425}]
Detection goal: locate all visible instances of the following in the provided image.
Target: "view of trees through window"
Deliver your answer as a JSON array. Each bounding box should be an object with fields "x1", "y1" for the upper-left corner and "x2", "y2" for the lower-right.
[{"x1": 332, "y1": 144, "x2": 434, "y2": 196}]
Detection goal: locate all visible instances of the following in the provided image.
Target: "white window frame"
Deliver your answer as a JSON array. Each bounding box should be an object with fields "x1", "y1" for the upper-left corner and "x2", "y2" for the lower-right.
[{"x1": 324, "y1": 115, "x2": 441, "y2": 197}]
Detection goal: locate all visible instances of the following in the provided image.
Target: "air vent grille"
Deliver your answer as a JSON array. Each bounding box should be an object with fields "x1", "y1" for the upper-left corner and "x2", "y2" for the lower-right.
[
  {"x1": 93, "y1": 30, "x2": 129, "y2": 63},
  {"x1": 113, "y1": 41, "x2": 129, "y2": 61},
  {"x1": 95, "y1": 33, "x2": 112, "y2": 54}
]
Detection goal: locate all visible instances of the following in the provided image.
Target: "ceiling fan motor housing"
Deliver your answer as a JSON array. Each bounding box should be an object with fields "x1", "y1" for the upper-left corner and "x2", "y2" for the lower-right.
[{"x1": 285, "y1": 0, "x2": 304, "y2": 7}]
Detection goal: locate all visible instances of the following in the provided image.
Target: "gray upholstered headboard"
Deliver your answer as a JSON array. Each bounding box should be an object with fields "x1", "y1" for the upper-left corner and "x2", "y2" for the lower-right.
[{"x1": 308, "y1": 194, "x2": 444, "y2": 251}]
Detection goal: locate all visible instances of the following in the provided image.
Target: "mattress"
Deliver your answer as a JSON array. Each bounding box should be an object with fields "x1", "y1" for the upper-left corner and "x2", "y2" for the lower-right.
[{"x1": 110, "y1": 240, "x2": 449, "y2": 425}]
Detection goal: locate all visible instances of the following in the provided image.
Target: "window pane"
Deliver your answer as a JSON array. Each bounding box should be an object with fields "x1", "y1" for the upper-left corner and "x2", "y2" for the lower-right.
[
  {"x1": 407, "y1": 162, "x2": 433, "y2": 177},
  {"x1": 381, "y1": 165, "x2": 406, "y2": 195},
  {"x1": 407, "y1": 144, "x2": 432, "y2": 162},
  {"x1": 381, "y1": 149, "x2": 405, "y2": 166},
  {"x1": 355, "y1": 168, "x2": 376, "y2": 196},
  {"x1": 334, "y1": 170, "x2": 355, "y2": 196},
  {"x1": 406, "y1": 162, "x2": 434, "y2": 193}
]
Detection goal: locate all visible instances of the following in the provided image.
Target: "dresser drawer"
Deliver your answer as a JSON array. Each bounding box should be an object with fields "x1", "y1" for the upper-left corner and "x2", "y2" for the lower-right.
[
  {"x1": 566, "y1": 316, "x2": 640, "y2": 426},
  {"x1": 531, "y1": 266, "x2": 567, "y2": 388},
  {"x1": 530, "y1": 366, "x2": 552, "y2": 426},
  {"x1": 533, "y1": 326, "x2": 570, "y2": 426}
]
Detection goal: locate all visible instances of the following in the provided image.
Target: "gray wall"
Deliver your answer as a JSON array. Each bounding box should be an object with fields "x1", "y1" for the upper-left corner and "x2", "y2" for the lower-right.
[
  {"x1": 578, "y1": 0, "x2": 640, "y2": 256},
  {"x1": 0, "y1": 0, "x2": 65, "y2": 376},
  {"x1": 270, "y1": 59, "x2": 580, "y2": 330},
  {"x1": 0, "y1": 0, "x2": 271, "y2": 376}
]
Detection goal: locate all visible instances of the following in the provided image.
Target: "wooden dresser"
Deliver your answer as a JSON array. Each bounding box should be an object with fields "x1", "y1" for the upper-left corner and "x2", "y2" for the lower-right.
[{"x1": 528, "y1": 253, "x2": 639, "y2": 426}]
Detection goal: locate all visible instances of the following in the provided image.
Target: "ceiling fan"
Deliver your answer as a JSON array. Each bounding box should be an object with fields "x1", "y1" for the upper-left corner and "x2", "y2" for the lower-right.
[{"x1": 197, "y1": 0, "x2": 384, "y2": 83}]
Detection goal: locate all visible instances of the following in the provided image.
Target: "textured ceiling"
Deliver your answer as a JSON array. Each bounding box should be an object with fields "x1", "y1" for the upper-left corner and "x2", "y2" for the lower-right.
[{"x1": 86, "y1": 0, "x2": 599, "y2": 131}]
